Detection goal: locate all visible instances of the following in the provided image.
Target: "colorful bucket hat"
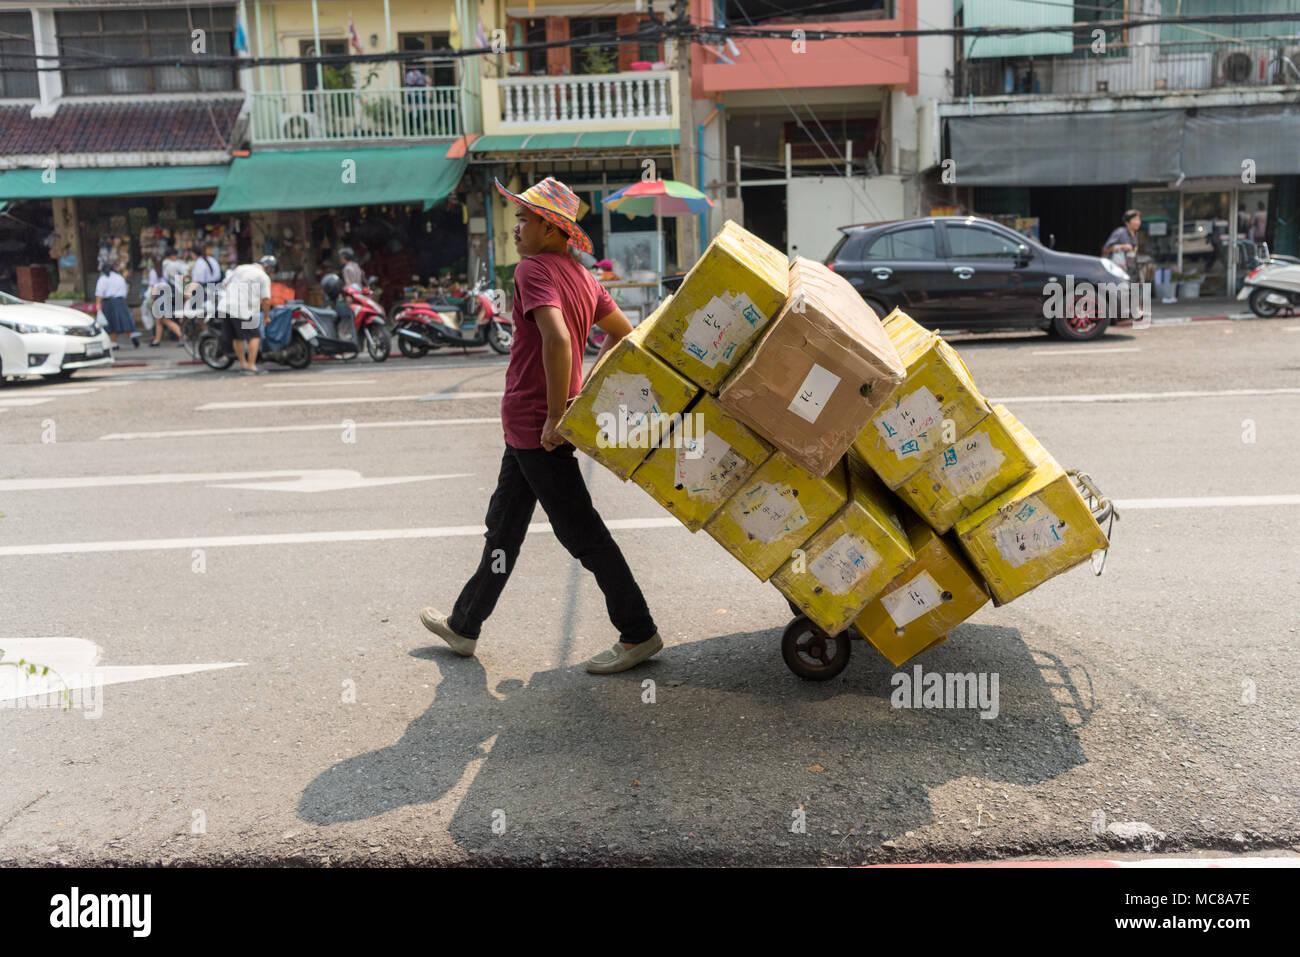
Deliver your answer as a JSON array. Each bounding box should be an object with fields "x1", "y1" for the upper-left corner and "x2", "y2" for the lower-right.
[{"x1": 495, "y1": 176, "x2": 593, "y2": 255}]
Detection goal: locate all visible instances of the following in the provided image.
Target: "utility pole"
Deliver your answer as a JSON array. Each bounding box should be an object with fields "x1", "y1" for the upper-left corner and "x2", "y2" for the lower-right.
[{"x1": 668, "y1": 0, "x2": 700, "y2": 267}]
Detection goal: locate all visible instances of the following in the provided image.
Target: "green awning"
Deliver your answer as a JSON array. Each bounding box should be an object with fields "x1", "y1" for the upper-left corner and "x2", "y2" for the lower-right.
[
  {"x1": 0, "y1": 164, "x2": 230, "y2": 201},
  {"x1": 470, "y1": 129, "x2": 680, "y2": 153},
  {"x1": 205, "y1": 145, "x2": 467, "y2": 213}
]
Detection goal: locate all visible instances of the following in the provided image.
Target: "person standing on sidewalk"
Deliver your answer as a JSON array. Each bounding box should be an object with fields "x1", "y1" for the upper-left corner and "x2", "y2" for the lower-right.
[
  {"x1": 1102, "y1": 210, "x2": 1141, "y2": 281},
  {"x1": 420, "y1": 176, "x2": 664, "y2": 674},
  {"x1": 94, "y1": 262, "x2": 138, "y2": 349}
]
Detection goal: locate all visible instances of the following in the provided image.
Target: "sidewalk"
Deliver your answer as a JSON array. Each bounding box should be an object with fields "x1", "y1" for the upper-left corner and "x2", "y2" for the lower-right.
[{"x1": 1146, "y1": 295, "x2": 1250, "y2": 323}]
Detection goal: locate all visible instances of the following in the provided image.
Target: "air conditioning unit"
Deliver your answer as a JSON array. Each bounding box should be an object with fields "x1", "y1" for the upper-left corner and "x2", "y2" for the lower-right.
[
  {"x1": 279, "y1": 112, "x2": 320, "y2": 140},
  {"x1": 1211, "y1": 47, "x2": 1270, "y2": 87}
]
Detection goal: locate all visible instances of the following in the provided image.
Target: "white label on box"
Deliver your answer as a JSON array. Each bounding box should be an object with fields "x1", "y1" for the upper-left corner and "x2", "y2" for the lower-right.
[
  {"x1": 681, "y1": 291, "x2": 765, "y2": 369},
  {"x1": 675, "y1": 430, "x2": 742, "y2": 498},
  {"x1": 994, "y1": 496, "x2": 1066, "y2": 568},
  {"x1": 787, "y1": 363, "x2": 841, "y2": 424},
  {"x1": 880, "y1": 570, "x2": 944, "y2": 629},
  {"x1": 735, "y1": 481, "x2": 808, "y2": 544},
  {"x1": 936, "y1": 429, "x2": 1006, "y2": 497},
  {"x1": 594, "y1": 372, "x2": 659, "y2": 439},
  {"x1": 875, "y1": 386, "x2": 943, "y2": 458},
  {"x1": 810, "y1": 532, "x2": 879, "y2": 595}
]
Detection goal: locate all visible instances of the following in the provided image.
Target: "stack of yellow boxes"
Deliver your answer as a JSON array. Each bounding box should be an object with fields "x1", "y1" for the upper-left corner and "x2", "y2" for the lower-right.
[{"x1": 556, "y1": 220, "x2": 1111, "y2": 670}]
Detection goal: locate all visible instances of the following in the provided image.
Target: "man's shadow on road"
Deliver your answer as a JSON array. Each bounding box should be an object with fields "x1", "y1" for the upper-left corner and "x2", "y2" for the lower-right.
[{"x1": 298, "y1": 623, "x2": 1094, "y2": 860}]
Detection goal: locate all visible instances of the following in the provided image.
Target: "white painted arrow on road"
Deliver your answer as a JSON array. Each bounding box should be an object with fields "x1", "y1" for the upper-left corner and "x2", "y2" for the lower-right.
[
  {"x1": 0, "y1": 469, "x2": 472, "y2": 494},
  {"x1": 0, "y1": 637, "x2": 244, "y2": 706}
]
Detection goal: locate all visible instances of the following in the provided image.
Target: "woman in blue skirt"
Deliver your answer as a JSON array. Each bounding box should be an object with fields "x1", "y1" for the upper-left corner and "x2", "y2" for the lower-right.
[{"x1": 95, "y1": 262, "x2": 139, "y2": 348}]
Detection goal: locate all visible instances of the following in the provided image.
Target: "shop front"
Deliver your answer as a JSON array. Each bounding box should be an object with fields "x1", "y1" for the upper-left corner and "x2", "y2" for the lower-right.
[
  {"x1": 204, "y1": 145, "x2": 470, "y2": 312},
  {"x1": 0, "y1": 165, "x2": 233, "y2": 307}
]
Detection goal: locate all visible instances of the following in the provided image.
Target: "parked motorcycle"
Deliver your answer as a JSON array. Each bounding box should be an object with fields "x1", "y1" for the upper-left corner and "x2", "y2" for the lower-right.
[
  {"x1": 338, "y1": 277, "x2": 391, "y2": 362},
  {"x1": 392, "y1": 276, "x2": 512, "y2": 357},
  {"x1": 197, "y1": 308, "x2": 314, "y2": 370},
  {"x1": 1239, "y1": 244, "x2": 1300, "y2": 317}
]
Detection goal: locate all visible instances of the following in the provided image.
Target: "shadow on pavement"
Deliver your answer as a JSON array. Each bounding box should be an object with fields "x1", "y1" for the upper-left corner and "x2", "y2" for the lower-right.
[{"x1": 298, "y1": 620, "x2": 1095, "y2": 863}]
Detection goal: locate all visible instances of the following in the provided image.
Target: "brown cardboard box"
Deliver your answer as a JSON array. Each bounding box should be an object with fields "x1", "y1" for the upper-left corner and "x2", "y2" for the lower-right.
[{"x1": 717, "y1": 257, "x2": 905, "y2": 477}]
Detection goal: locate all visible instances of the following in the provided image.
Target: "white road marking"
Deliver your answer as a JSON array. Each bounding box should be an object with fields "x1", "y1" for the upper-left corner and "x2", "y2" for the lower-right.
[
  {"x1": 993, "y1": 387, "x2": 1300, "y2": 403},
  {"x1": 100, "y1": 417, "x2": 500, "y2": 440},
  {"x1": 1030, "y1": 347, "x2": 1142, "y2": 356},
  {"x1": 0, "y1": 517, "x2": 682, "y2": 556},
  {"x1": 0, "y1": 396, "x2": 56, "y2": 406},
  {"x1": 3, "y1": 495, "x2": 1298, "y2": 558},
  {"x1": 0, "y1": 469, "x2": 472, "y2": 494},
  {"x1": 262, "y1": 377, "x2": 376, "y2": 388},
  {"x1": 0, "y1": 636, "x2": 243, "y2": 704},
  {"x1": 1113, "y1": 494, "x2": 1300, "y2": 509},
  {"x1": 196, "y1": 390, "x2": 502, "y2": 410}
]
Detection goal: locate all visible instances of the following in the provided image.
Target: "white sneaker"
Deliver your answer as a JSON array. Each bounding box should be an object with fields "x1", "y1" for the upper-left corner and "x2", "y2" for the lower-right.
[{"x1": 419, "y1": 608, "x2": 476, "y2": 656}]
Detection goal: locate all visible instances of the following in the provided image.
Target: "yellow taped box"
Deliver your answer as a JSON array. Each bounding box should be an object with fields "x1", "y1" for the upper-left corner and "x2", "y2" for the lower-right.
[
  {"x1": 556, "y1": 318, "x2": 698, "y2": 481},
  {"x1": 954, "y1": 430, "x2": 1110, "y2": 605},
  {"x1": 629, "y1": 393, "x2": 775, "y2": 532},
  {"x1": 771, "y1": 464, "x2": 914, "y2": 636},
  {"x1": 639, "y1": 220, "x2": 789, "y2": 394},
  {"x1": 718, "y1": 256, "x2": 906, "y2": 478},
  {"x1": 852, "y1": 516, "x2": 991, "y2": 667},
  {"x1": 704, "y1": 452, "x2": 847, "y2": 582},
  {"x1": 896, "y1": 403, "x2": 1039, "y2": 534},
  {"x1": 852, "y1": 309, "x2": 988, "y2": 489}
]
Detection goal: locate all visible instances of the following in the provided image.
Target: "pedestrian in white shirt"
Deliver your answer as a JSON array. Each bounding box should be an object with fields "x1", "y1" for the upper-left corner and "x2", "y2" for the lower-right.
[
  {"x1": 94, "y1": 263, "x2": 137, "y2": 348},
  {"x1": 189, "y1": 244, "x2": 222, "y2": 317},
  {"x1": 216, "y1": 256, "x2": 274, "y2": 374},
  {"x1": 146, "y1": 256, "x2": 184, "y2": 347}
]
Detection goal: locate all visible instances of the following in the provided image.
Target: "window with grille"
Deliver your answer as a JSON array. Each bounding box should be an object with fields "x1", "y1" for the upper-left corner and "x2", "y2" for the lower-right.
[
  {"x1": 55, "y1": 6, "x2": 236, "y2": 95},
  {"x1": 0, "y1": 12, "x2": 38, "y2": 98}
]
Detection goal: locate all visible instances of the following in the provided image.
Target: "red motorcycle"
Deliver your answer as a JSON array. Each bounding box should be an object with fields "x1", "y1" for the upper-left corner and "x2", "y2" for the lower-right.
[
  {"x1": 393, "y1": 277, "x2": 512, "y2": 357},
  {"x1": 340, "y1": 280, "x2": 391, "y2": 362}
]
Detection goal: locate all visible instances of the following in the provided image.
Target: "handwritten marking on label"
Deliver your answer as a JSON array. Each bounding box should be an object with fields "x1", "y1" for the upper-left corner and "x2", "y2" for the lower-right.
[
  {"x1": 880, "y1": 570, "x2": 944, "y2": 629},
  {"x1": 788, "y1": 363, "x2": 841, "y2": 424}
]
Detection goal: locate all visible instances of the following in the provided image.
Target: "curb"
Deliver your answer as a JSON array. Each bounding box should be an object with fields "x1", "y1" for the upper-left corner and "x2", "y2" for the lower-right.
[{"x1": 1115, "y1": 312, "x2": 1252, "y2": 328}]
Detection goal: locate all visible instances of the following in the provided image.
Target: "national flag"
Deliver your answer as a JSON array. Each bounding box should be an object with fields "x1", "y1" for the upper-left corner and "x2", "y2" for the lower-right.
[{"x1": 348, "y1": 16, "x2": 363, "y2": 55}]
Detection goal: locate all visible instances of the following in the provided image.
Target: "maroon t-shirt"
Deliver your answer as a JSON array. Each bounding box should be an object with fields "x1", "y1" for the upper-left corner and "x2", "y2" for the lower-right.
[{"x1": 501, "y1": 252, "x2": 617, "y2": 449}]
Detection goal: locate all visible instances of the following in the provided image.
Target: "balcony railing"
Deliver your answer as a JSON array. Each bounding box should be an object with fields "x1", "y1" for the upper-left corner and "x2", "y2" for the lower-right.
[
  {"x1": 497, "y1": 71, "x2": 674, "y2": 126},
  {"x1": 249, "y1": 86, "x2": 461, "y2": 144},
  {"x1": 954, "y1": 40, "x2": 1300, "y2": 99}
]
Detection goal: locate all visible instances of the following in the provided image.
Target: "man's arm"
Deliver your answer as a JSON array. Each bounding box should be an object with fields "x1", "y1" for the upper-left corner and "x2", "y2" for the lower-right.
[
  {"x1": 533, "y1": 305, "x2": 572, "y2": 451},
  {"x1": 587, "y1": 306, "x2": 634, "y2": 381}
]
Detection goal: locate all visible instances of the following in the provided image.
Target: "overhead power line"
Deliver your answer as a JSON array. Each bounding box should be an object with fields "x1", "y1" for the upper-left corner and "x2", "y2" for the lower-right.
[{"x1": 3, "y1": 12, "x2": 1300, "y2": 73}]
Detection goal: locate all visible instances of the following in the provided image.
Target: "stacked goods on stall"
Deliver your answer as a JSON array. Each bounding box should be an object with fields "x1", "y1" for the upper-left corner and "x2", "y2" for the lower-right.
[{"x1": 718, "y1": 256, "x2": 907, "y2": 476}]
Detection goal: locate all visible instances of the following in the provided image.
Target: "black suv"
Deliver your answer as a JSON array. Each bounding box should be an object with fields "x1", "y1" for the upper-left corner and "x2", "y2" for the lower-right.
[{"x1": 826, "y1": 216, "x2": 1134, "y2": 340}]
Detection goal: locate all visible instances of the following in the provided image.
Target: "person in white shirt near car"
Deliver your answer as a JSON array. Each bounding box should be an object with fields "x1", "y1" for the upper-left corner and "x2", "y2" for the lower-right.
[
  {"x1": 216, "y1": 256, "x2": 274, "y2": 375},
  {"x1": 94, "y1": 262, "x2": 138, "y2": 349}
]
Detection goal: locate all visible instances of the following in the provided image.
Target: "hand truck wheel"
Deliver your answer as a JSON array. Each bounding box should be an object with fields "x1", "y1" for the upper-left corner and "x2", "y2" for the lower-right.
[{"x1": 781, "y1": 615, "x2": 852, "y2": 681}]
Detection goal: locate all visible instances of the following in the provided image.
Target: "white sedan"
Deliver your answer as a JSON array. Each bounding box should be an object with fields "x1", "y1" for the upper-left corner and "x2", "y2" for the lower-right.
[{"x1": 0, "y1": 292, "x2": 114, "y2": 381}]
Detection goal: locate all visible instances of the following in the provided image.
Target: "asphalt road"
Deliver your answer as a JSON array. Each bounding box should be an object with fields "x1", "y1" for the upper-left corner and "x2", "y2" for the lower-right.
[{"x1": 1, "y1": 318, "x2": 1298, "y2": 866}]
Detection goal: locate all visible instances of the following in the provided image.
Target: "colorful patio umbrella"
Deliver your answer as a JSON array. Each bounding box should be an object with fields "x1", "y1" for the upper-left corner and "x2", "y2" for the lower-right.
[
  {"x1": 602, "y1": 179, "x2": 715, "y2": 219},
  {"x1": 601, "y1": 180, "x2": 715, "y2": 277}
]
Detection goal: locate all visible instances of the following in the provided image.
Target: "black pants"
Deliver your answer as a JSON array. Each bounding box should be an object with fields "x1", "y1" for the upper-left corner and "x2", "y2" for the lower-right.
[{"x1": 449, "y1": 443, "x2": 658, "y2": 644}]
